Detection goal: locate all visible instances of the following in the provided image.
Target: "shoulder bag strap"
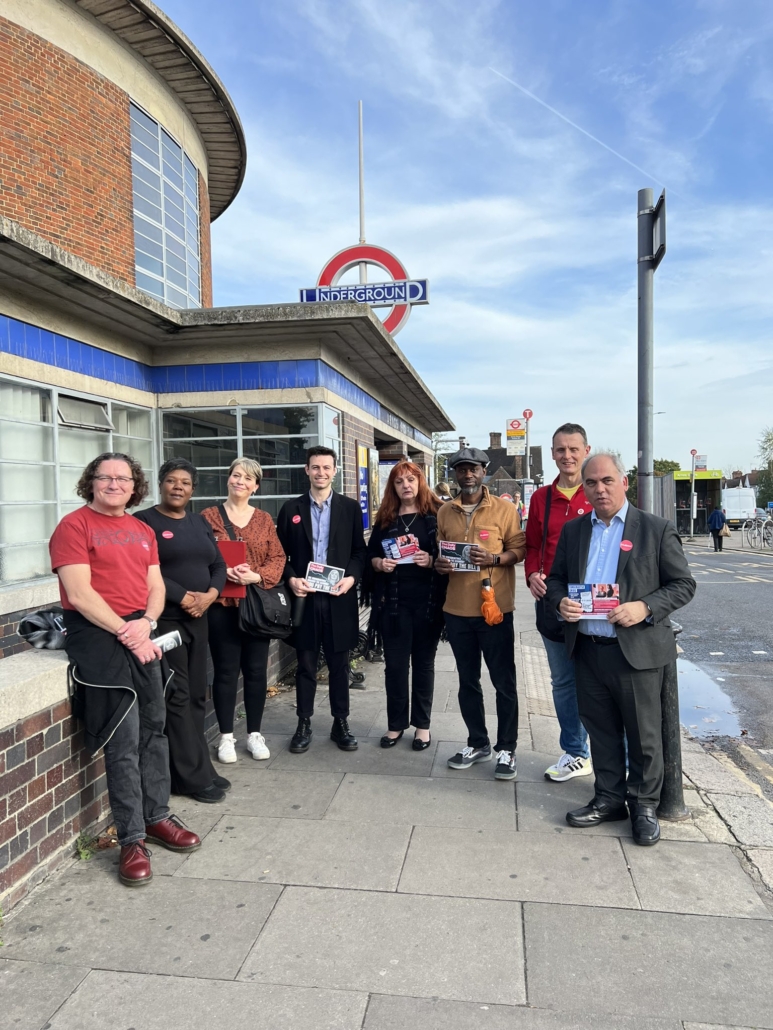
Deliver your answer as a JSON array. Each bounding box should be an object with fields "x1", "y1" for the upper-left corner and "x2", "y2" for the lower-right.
[
  {"x1": 218, "y1": 504, "x2": 239, "y2": 542},
  {"x1": 539, "y1": 487, "x2": 552, "y2": 576}
]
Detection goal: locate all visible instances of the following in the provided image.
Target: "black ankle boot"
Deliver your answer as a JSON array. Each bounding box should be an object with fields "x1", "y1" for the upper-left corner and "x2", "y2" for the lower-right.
[
  {"x1": 330, "y1": 718, "x2": 358, "y2": 751},
  {"x1": 290, "y1": 717, "x2": 312, "y2": 753}
]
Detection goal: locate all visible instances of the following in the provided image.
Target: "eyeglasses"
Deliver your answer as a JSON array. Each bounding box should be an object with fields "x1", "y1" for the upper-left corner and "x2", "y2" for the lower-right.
[{"x1": 93, "y1": 476, "x2": 134, "y2": 485}]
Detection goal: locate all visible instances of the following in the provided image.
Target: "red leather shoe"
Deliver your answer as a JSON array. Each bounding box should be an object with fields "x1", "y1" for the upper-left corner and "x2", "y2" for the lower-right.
[
  {"x1": 119, "y1": 842, "x2": 153, "y2": 887},
  {"x1": 144, "y1": 815, "x2": 201, "y2": 853}
]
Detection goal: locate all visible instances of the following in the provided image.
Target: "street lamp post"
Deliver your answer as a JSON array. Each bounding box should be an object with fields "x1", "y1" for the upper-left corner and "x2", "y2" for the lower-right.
[{"x1": 637, "y1": 188, "x2": 666, "y2": 513}]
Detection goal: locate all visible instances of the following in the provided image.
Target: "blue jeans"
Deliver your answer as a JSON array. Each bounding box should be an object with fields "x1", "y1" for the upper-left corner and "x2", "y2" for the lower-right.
[{"x1": 540, "y1": 616, "x2": 589, "y2": 759}]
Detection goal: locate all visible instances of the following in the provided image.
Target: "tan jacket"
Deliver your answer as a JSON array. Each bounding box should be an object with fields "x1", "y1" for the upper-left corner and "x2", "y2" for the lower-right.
[{"x1": 437, "y1": 487, "x2": 526, "y2": 617}]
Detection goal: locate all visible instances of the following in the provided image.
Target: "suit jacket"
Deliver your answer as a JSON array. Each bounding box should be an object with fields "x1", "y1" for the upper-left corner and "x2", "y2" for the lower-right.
[
  {"x1": 546, "y1": 506, "x2": 696, "y2": 670},
  {"x1": 276, "y1": 491, "x2": 367, "y2": 653}
]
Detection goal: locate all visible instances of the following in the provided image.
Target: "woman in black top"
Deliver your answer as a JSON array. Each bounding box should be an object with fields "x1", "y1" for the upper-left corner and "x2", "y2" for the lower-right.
[
  {"x1": 365, "y1": 461, "x2": 446, "y2": 750},
  {"x1": 136, "y1": 459, "x2": 228, "y2": 803}
]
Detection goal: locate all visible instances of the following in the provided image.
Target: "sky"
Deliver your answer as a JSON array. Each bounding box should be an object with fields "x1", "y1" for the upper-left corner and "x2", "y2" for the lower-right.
[{"x1": 162, "y1": 0, "x2": 773, "y2": 475}]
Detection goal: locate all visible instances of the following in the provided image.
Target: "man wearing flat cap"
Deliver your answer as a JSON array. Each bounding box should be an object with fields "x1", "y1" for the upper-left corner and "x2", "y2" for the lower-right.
[{"x1": 435, "y1": 448, "x2": 526, "y2": 780}]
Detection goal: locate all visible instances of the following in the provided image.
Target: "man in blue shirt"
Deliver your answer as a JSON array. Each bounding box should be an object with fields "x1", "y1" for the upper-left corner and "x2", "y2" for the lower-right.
[{"x1": 546, "y1": 452, "x2": 695, "y2": 846}]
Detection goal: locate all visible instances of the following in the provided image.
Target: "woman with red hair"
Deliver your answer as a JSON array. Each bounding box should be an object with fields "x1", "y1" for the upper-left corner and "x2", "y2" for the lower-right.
[{"x1": 365, "y1": 461, "x2": 447, "y2": 750}]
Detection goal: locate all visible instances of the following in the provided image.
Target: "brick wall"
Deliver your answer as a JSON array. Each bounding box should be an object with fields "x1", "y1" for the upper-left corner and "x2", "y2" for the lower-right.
[
  {"x1": 0, "y1": 700, "x2": 110, "y2": 911},
  {"x1": 0, "y1": 604, "x2": 42, "y2": 660},
  {"x1": 0, "y1": 17, "x2": 135, "y2": 284},
  {"x1": 341, "y1": 412, "x2": 375, "y2": 500}
]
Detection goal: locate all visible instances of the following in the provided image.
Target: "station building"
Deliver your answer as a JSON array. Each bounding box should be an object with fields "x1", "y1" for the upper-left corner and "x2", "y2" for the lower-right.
[{"x1": 0, "y1": 0, "x2": 452, "y2": 907}]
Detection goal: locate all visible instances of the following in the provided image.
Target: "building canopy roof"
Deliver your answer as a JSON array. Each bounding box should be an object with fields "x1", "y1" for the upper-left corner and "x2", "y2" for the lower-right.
[
  {"x1": 0, "y1": 217, "x2": 453, "y2": 435},
  {"x1": 76, "y1": 0, "x2": 246, "y2": 219}
]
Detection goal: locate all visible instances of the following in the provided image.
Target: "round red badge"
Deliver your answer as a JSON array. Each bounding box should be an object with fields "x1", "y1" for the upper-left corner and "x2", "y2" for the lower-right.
[
  {"x1": 577, "y1": 508, "x2": 585, "y2": 515},
  {"x1": 479, "y1": 531, "x2": 490, "y2": 540},
  {"x1": 620, "y1": 540, "x2": 633, "y2": 551},
  {"x1": 161, "y1": 530, "x2": 174, "y2": 539},
  {"x1": 292, "y1": 515, "x2": 302, "y2": 524}
]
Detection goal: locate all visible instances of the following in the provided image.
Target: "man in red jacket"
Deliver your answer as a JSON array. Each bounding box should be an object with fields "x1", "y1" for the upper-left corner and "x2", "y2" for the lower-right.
[{"x1": 525, "y1": 423, "x2": 593, "y2": 782}]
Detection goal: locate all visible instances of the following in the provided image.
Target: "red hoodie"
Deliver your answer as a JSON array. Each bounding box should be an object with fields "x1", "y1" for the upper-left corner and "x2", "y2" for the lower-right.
[{"x1": 524, "y1": 476, "x2": 592, "y2": 583}]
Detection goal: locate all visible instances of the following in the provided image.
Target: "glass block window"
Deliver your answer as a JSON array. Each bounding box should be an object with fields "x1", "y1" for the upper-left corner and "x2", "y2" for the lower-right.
[
  {"x1": 0, "y1": 376, "x2": 156, "y2": 584},
  {"x1": 162, "y1": 404, "x2": 342, "y2": 520},
  {"x1": 131, "y1": 103, "x2": 202, "y2": 310}
]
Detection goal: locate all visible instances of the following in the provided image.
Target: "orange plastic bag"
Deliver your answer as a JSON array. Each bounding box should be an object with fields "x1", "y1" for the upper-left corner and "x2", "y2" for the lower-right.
[{"x1": 481, "y1": 576, "x2": 503, "y2": 626}]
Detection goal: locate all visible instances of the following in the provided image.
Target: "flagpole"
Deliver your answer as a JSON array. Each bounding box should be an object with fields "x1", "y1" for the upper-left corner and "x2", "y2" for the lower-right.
[{"x1": 358, "y1": 100, "x2": 366, "y2": 284}]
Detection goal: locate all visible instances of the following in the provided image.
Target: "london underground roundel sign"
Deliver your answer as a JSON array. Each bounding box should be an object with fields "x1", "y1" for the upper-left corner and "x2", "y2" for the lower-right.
[{"x1": 299, "y1": 243, "x2": 429, "y2": 336}]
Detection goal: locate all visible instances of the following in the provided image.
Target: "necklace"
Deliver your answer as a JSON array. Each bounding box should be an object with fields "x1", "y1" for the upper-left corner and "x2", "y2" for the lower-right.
[{"x1": 399, "y1": 511, "x2": 419, "y2": 532}]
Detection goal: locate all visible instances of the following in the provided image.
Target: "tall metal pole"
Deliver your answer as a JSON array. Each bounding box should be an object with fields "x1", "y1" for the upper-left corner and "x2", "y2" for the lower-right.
[
  {"x1": 637, "y1": 188, "x2": 655, "y2": 513},
  {"x1": 525, "y1": 419, "x2": 530, "y2": 479},
  {"x1": 358, "y1": 101, "x2": 367, "y2": 285},
  {"x1": 689, "y1": 451, "x2": 696, "y2": 540}
]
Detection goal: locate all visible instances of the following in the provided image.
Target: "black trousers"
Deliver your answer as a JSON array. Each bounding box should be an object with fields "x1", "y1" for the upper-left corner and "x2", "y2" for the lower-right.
[
  {"x1": 295, "y1": 593, "x2": 350, "y2": 720},
  {"x1": 444, "y1": 611, "x2": 518, "y2": 752},
  {"x1": 381, "y1": 602, "x2": 441, "y2": 730},
  {"x1": 157, "y1": 615, "x2": 216, "y2": 795},
  {"x1": 208, "y1": 604, "x2": 270, "y2": 734},
  {"x1": 574, "y1": 634, "x2": 664, "y2": 805},
  {"x1": 711, "y1": 529, "x2": 723, "y2": 551}
]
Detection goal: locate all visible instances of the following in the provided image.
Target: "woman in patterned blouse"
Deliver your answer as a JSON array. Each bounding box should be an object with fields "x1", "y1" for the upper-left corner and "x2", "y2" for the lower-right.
[{"x1": 201, "y1": 457, "x2": 286, "y2": 765}]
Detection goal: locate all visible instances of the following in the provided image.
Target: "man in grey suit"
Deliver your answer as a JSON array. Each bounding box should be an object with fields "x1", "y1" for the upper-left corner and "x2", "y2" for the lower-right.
[{"x1": 546, "y1": 452, "x2": 695, "y2": 845}]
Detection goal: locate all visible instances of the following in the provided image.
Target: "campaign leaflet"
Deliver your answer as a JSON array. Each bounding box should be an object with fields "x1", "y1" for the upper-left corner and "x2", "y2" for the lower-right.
[
  {"x1": 382, "y1": 533, "x2": 420, "y2": 564},
  {"x1": 306, "y1": 561, "x2": 346, "y2": 593},
  {"x1": 568, "y1": 583, "x2": 621, "y2": 619},
  {"x1": 439, "y1": 540, "x2": 478, "y2": 572}
]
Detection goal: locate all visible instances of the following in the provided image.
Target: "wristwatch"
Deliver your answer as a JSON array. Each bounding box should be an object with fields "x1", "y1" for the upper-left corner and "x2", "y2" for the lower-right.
[
  {"x1": 142, "y1": 616, "x2": 158, "y2": 631},
  {"x1": 492, "y1": 554, "x2": 501, "y2": 567}
]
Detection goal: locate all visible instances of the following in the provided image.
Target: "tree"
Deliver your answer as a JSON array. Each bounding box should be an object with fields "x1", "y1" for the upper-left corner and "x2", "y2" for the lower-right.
[
  {"x1": 626, "y1": 459, "x2": 681, "y2": 506},
  {"x1": 759, "y1": 426, "x2": 773, "y2": 466},
  {"x1": 431, "y1": 433, "x2": 457, "y2": 487},
  {"x1": 757, "y1": 464, "x2": 773, "y2": 509}
]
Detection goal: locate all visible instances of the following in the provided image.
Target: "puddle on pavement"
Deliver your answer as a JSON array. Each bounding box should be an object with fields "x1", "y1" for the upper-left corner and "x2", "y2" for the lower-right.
[{"x1": 677, "y1": 658, "x2": 742, "y2": 737}]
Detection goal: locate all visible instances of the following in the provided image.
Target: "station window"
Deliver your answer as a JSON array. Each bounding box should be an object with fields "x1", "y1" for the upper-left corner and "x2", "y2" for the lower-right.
[
  {"x1": 162, "y1": 403, "x2": 342, "y2": 520},
  {"x1": 0, "y1": 376, "x2": 155, "y2": 585},
  {"x1": 130, "y1": 104, "x2": 201, "y2": 310}
]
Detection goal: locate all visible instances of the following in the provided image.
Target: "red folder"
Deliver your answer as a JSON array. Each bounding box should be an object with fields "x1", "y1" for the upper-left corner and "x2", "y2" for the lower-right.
[{"x1": 217, "y1": 540, "x2": 247, "y2": 598}]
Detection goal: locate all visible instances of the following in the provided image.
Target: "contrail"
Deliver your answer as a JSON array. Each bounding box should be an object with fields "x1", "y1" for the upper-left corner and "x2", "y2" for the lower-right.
[{"x1": 489, "y1": 67, "x2": 669, "y2": 189}]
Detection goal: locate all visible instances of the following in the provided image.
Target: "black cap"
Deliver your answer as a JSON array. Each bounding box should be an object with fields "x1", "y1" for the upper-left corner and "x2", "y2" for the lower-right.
[{"x1": 448, "y1": 447, "x2": 489, "y2": 469}]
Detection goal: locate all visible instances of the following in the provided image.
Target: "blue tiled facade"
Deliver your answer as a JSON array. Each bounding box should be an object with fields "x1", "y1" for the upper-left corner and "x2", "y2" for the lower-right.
[{"x1": 0, "y1": 313, "x2": 431, "y2": 447}]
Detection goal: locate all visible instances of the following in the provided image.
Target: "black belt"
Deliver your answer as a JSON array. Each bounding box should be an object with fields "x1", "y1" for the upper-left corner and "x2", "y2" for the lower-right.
[{"x1": 580, "y1": 633, "x2": 618, "y2": 647}]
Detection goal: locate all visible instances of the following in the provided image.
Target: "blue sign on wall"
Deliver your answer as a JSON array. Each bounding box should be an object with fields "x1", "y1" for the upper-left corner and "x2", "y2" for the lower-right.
[{"x1": 357, "y1": 444, "x2": 370, "y2": 531}]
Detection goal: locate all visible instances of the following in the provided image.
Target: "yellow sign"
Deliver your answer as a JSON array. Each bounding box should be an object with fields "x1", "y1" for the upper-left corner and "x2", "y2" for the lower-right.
[{"x1": 673, "y1": 470, "x2": 722, "y2": 480}]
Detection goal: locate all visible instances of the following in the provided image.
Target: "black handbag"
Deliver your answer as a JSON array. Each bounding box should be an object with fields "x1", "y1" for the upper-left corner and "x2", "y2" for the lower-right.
[
  {"x1": 534, "y1": 488, "x2": 564, "y2": 643},
  {"x1": 218, "y1": 505, "x2": 293, "y2": 640},
  {"x1": 18, "y1": 607, "x2": 66, "y2": 649}
]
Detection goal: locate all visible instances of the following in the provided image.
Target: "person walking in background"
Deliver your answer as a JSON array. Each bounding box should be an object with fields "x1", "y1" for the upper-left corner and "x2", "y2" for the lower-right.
[
  {"x1": 547, "y1": 452, "x2": 696, "y2": 846},
  {"x1": 136, "y1": 459, "x2": 229, "y2": 803},
  {"x1": 525, "y1": 422, "x2": 594, "y2": 783},
  {"x1": 277, "y1": 446, "x2": 367, "y2": 754},
  {"x1": 434, "y1": 481, "x2": 452, "y2": 502},
  {"x1": 435, "y1": 447, "x2": 525, "y2": 781},
  {"x1": 365, "y1": 461, "x2": 447, "y2": 750},
  {"x1": 49, "y1": 452, "x2": 200, "y2": 888},
  {"x1": 202, "y1": 458, "x2": 286, "y2": 765},
  {"x1": 708, "y1": 504, "x2": 727, "y2": 552}
]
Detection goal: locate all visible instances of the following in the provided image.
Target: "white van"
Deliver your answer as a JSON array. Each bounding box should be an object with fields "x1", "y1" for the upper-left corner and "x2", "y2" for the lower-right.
[{"x1": 722, "y1": 487, "x2": 757, "y2": 528}]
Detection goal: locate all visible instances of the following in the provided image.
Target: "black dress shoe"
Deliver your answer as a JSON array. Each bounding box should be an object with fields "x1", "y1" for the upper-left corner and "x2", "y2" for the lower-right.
[
  {"x1": 380, "y1": 730, "x2": 404, "y2": 748},
  {"x1": 290, "y1": 717, "x2": 312, "y2": 753},
  {"x1": 566, "y1": 797, "x2": 629, "y2": 827},
  {"x1": 629, "y1": 801, "x2": 661, "y2": 846},
  {"x1": 412, "y1": 731, "x2": 431, "y2": 751},
  {"x1": 212, "y1": 774, "x2": 231, "y2": 792},
  {"x1": 189, "y1": 783, "x2": 225, "y2": 804},
  {"x1": 330, "y1": 718, "x2": 358, "y2": 751}
]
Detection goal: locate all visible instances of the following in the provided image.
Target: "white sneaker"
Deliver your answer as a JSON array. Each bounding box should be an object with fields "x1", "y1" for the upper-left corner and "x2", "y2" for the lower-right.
[
  {"x1": 217, "y1": 733, "x2": 237, "y2": 764},
  {"x1": 246, "y1": 731, "x2": 270, "y2": 761},
  {"x1": 544, "y1": 752, "x2": 593, "y2": 782}
]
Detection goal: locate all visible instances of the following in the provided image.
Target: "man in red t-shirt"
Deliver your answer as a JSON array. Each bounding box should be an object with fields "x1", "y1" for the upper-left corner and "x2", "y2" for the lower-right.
[
  {"x1": 49, "y1": 452, "x2": 200, "y2": 888},
  {"x1": 525, "y1": 423, "x2": 593, "y2": 782}
]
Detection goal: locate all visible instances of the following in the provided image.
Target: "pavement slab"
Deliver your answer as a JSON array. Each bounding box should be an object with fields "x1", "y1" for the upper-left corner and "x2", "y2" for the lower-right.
[
  {"x1": 46, "y1": 969, "x2": 368, "y2": 1030},
  {"x1": 323, "y1": 772, "x2": 516, "y2": 830},
  {"x1": 525, "y1": 902, "x2": 773, "y2": 1025},
  {"x1": 681, "y1": 752, "x2": 760, "y2": 795},
  {"x1": 195, "y1": 768, "x2": 345, "y2": 819},
  {"x1": 398, "y1": 825, "x2": 639, "y2": 909},
  {"x1": 269, "y1": 733, "x2": 439, "y2": 776},
  {"x1": 176, "y1": 814, "x2": 412, "y2": 891},
  {"x1": 1, "y1": 865, "x2": 281, "y2": 978},
  {"x1": 747, "y1": 847, "x2": 773, "y2": 892},
  {"x1": 708, "y1": 793, "x2": 773, "y2": 847},
  {"x1": 516, "y1": 781, "x2": 708, "y2": 841},
  {"x1": 621, "y1": 839, "x2": 771, "y2": 918},
  {"x1": 529, "y1": 713, "x2": 561, "y2": 754},
  {"x1": 0, "y1": 958, "x2": 89, "y2": 1030},
  {"x1": 239, "y1": 885, "x2": 526, "y2": 1005},
  {"x1": 363, "y1": 995, "x2": 682, "y2": 1030}
]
